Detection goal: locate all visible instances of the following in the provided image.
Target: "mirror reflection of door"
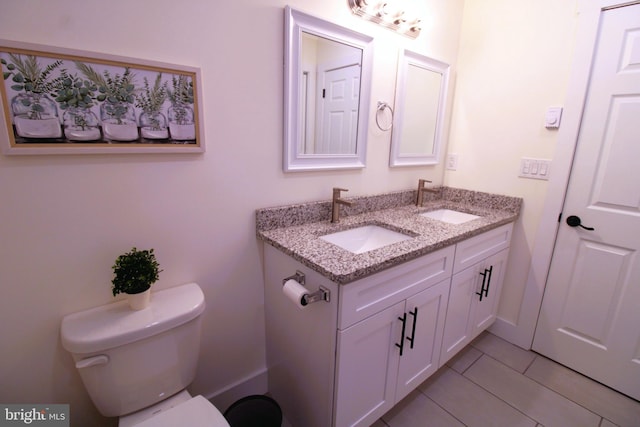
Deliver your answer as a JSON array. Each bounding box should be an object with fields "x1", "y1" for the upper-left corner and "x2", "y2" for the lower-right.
[
  {"x1": 300, "y1": 32, "x2": 362, "y2": 155},
  {"x1": 317, "y1": 56, "x2": 360, "y2": 154}
]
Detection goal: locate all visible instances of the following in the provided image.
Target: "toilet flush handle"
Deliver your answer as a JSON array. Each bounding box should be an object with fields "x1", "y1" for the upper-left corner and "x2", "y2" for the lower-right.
[{"x1": 75, "y1": 355, "x2": 109, "y2": 369}]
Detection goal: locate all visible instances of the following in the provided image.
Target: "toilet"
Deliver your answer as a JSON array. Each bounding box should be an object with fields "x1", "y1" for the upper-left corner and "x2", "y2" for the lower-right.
[{"x1": 61, "y1": 282, "x2": 230, "y2": 427}]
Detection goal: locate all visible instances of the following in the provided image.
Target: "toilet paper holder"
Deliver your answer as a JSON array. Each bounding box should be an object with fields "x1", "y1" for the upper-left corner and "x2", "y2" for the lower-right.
[{"x1": 282, "y1": 271, "x2": 330, "y2": 305}]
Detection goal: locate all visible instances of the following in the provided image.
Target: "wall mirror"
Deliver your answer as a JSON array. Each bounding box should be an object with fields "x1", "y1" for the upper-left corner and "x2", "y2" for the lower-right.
[
  {"x1": 284, "y1": 6, "x2": 373, "y2": 172},
  {"x1": 389, "y1": 50, "x2": 450, "y2": 167}
]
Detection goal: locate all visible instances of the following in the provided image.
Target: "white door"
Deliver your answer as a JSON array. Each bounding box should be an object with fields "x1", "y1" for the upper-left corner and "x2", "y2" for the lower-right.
[
  {"x1": 316, "y1": 63, "x2": 360, "y2": 154},
  {"x1": 533, "y1": 3, "x2": 640, "y2": 400}
]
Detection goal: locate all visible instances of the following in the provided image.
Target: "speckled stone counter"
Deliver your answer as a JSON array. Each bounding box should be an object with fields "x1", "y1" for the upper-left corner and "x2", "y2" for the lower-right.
[{"x1": 256, "y1": 187, "x2": 522, "y2": 284}]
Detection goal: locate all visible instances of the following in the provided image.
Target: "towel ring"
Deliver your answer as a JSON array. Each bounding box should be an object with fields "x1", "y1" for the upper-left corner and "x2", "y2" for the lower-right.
[{"x1": 375, "y1": 101, "x2": 394, "y2": 131}]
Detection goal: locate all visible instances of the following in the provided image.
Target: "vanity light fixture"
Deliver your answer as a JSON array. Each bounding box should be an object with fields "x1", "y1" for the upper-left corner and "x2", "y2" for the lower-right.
[{"x1": 348, "y1": 0, "x2": 422, "y2": 38}]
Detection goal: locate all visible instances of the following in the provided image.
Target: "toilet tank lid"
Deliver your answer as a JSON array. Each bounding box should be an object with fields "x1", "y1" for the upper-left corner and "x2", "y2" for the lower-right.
[{"x1": 61, "y1": 282, "x2": 205, "y2": 354}]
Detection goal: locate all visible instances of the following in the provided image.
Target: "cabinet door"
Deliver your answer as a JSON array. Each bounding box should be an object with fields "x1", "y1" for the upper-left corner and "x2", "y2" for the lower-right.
[
  {"x1": 440, "y1": 265, "x2": 478, "y2": 365},
  {"x1": 473, "y1": 248, "x2": 509, "y2": 334},
  {"x1": 334, "y1": 301, "x2": 405, "y2": 427},
  {"x1": 395, "y1": 279, "x2": 449, "y2": 402}
]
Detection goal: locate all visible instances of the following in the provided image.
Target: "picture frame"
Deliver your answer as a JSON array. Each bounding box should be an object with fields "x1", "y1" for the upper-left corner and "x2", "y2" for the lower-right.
[{"x1": 0, "y1": 39, "x2": 205, "y2": 155}]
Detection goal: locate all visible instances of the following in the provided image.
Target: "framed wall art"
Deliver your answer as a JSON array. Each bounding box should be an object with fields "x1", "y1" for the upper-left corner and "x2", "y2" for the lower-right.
[{"x1": 0, "y1": 39, "x2": 204, "y2": 155}]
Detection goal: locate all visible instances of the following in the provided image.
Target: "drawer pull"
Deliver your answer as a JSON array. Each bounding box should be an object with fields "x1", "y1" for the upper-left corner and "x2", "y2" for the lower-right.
[{"x1": 396, "y1": 313, "x2": 407, "y2": 356}]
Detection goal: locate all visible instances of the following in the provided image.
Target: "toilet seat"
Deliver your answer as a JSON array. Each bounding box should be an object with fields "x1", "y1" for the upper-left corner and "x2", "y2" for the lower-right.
[{"x1": 132, "y1": 395, "x2": 230, "y2": 427}]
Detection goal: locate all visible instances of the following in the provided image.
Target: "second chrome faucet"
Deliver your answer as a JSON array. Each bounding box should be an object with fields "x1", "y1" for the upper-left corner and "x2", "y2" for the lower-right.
[{"x1": 331, "y1": 187, "x2": 353, "y2": 223}]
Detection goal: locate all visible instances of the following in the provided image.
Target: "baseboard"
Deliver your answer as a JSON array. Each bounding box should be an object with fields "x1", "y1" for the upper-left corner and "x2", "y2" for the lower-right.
[{"x1": 204, "y1": 368, "x2": 269, "y2": 413}]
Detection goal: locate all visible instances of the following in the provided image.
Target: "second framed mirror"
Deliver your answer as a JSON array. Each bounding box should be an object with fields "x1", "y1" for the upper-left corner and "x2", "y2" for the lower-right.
[{"x1": 390, "y1": 50, "x2": 450, "y2": 167}]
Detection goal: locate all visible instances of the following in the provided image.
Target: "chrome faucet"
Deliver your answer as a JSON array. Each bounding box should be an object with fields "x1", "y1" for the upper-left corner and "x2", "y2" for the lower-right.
[
  {"x1": 416, "y1": 179, "x2": 439, "y2": 206},
  {"x1": 331, "y1": 187, "x2": 353, "y2": 223}
]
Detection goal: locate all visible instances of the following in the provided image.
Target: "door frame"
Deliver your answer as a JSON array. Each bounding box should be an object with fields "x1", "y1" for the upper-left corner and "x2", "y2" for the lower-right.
[{"x1": 498, "y1": 0, "x2": 640, "y2": 349}]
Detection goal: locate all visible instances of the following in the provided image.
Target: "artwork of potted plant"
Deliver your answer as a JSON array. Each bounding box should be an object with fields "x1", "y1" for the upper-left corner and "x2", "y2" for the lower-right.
[
  {"x1": 76, "y1": 62, "x2": 139, "y2": 142},
  {"x1": 135, "y1": 73, "x2": 169, "y2": 140},
  {"x1": 50, "y1": 69, "x2": 101, "y2": 141},
  {"x1": 111, "y1": 247, "x2": 162, "y2": 310},
  {"x1": 1, "y1": 54, "x2": 63, "y2": 139},
  {"x1": 167, "y1": 75, "x2": 196, "y2": 141}
]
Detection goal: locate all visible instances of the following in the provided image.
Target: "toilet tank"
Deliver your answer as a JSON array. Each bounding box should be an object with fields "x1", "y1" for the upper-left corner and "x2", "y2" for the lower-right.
[{"x1": 61, "y1": 282, "x2": 206, "y2": 417}]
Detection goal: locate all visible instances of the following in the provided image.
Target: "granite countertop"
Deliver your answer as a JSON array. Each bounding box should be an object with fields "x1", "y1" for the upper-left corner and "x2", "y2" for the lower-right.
[{"x1": 256, "y1": 187, "x2": 522, "y2": 284}]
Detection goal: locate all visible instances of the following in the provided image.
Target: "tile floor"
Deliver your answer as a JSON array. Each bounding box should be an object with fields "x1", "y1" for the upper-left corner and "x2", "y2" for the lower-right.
[{"x1": 373, "y1": 332, "x2": 640, "y2": 427}]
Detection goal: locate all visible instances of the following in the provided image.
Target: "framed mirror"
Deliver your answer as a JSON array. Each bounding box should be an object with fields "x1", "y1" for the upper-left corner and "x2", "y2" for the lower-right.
[
  {"x1": 389, "y1": 50, "x2": 450, "y2": 167},
  {"x1": 284, "y1": 6, "x2": 373, "y2": 172}
]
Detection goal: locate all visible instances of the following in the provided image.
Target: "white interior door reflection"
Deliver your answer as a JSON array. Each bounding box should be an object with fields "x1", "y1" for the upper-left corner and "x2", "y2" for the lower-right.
[
  {"x1": 300, "y1": 32, "x2": 362, "y2": 155},
  {"x1": 317, "y1": 57, "x2": 360, "y2": 154}
]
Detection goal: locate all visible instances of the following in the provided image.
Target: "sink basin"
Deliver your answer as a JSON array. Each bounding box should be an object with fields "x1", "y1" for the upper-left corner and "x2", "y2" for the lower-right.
[
  {"x1": 420, "y1": 209, "x2": 480, "y2": 224},
  {"x1": 320, "y1": 225, "x2": 412, "y2": 254}
]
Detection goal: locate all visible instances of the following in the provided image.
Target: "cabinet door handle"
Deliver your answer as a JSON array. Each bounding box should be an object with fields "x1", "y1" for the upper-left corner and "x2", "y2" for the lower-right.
[
  {"x1": 406, "y1": 308, "x2": 418, "y2": 349},
  {"x1": 477, "y1": 266, "x2": 493, "y2": 301},
  {"x1": 396, "y1": 313, "x2": 407, "y2": 356},
  {"x1": 477, "y1": 269, "x2": 488, "y2": 301},
  {"x1": 484, "y1": 265, "x2": 493, "y2": 298}
]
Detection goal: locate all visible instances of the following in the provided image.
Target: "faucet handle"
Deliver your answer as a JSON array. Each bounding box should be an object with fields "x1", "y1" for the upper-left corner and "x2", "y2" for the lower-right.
[
  {"x1": 333, "y1": 187, "x2": 349, "y2": 196},
  {"x1": 418, "y1": 179, "x2": 432, "y2": 187}
]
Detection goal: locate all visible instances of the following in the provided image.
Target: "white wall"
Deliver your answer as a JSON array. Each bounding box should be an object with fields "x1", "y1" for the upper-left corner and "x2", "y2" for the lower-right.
[
  {"x1": 0, "y1": 1, "x2": 464, "y2": 425},
  {"x1": 445, "y1": 0, "x2": 578, "y2": 345}
]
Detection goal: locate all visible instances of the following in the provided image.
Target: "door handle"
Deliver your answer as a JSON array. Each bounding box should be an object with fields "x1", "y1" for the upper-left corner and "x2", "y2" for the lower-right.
[{"x1": 566, "y1": 215, "x2": 595, "y2": 231}]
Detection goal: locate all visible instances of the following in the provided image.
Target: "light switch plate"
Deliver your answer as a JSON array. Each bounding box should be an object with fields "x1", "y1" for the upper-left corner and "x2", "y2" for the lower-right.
[{"x1": 519, "y1": 158, "x2": 551, "y2": 180}]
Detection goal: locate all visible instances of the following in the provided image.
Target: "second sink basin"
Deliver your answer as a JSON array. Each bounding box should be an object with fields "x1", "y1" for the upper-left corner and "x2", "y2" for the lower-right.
[
  {"x1": 320, "y1": 225, "x2": 412, "y2": 254},
  {"x1": 420, "y1": 209, "x2": 480, "y2": 224}
]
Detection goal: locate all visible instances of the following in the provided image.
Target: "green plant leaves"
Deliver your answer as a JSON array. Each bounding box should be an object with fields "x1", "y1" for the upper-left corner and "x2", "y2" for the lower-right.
[{"x1": 111, "y1": 247, "x2": 162, "y2": 296}]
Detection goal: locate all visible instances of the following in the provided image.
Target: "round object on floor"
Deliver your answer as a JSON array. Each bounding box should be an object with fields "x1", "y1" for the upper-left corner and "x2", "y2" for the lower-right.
[{"x1": 223, "y1": 395, "x2": 282, "y2": 427}]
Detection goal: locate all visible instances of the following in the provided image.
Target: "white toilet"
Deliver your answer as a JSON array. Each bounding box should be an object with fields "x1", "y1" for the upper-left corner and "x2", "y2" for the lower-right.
[{"x1": 61, "y1": 282, "x2": 230, "y2": 427}]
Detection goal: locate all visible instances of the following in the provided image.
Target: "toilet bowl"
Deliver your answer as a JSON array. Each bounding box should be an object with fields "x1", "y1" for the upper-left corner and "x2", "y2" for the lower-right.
[
  {"x1": 119, "y1": 391, "x2": 228, "y2": 427},
  {"x1": 61, "y1": 282, "x2": 230, "y2": 427}
]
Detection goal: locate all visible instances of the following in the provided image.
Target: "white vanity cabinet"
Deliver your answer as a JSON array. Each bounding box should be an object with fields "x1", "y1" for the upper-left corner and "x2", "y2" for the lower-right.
[
  {"x1": 333, "y1": 246, "x2": 454, "y2": 427},
  {"x1": 334, "y1": 280, "x2": 450, "y2": 426},
  {"x1": 263, "y1": 222, "x2": 513, "y2": 427},
  {"x1": 440, "y1": 223, "x2": 513, "y2": 365}
]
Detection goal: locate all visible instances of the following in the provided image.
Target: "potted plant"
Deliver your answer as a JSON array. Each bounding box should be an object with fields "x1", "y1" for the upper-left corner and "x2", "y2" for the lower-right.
[
  {"x1": 76, "y1": 62, "x2": 139, "y2": 142},
  {"x1": 1, "y1": 54, "x2": 63, "y2": 139},
  {"x1": 167, "y1": 74, "x2": 195, "y2": 141},
  {"x1": 50, "y1": 69, "x2": 101, "y2": 141},
  {"x1": 111, "y1": 247, "x2": 162, "y2": 310},
  {"x1": 135, "y1": 73, "x2": 169, "y2": 140}
]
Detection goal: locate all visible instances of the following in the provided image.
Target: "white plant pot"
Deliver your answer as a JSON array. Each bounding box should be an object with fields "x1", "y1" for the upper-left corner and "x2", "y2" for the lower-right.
[
  {"x1": 141, "y1": 127, "x2": 169, "y2": 140},
  {"x1": 127, "y1": 288, "x2": 151, "y2": 310},
  {"x1": 65, "y1": 127, "x2": 101, "y2": 141},
  {"x1": 103, "y1": 122, "x2": 139, "y2": 142},
  {"x1": 169, "y1": 123, "x2": 196, "y2": 141},
  {"x1": 14, "y1": 117, "x2": 62, "y2": 139}
]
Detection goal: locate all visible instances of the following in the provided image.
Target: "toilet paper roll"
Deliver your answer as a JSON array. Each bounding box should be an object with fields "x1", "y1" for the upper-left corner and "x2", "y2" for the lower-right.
[{"x1": 282, "y1": 279, "x2": 308, "y2": 309}]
